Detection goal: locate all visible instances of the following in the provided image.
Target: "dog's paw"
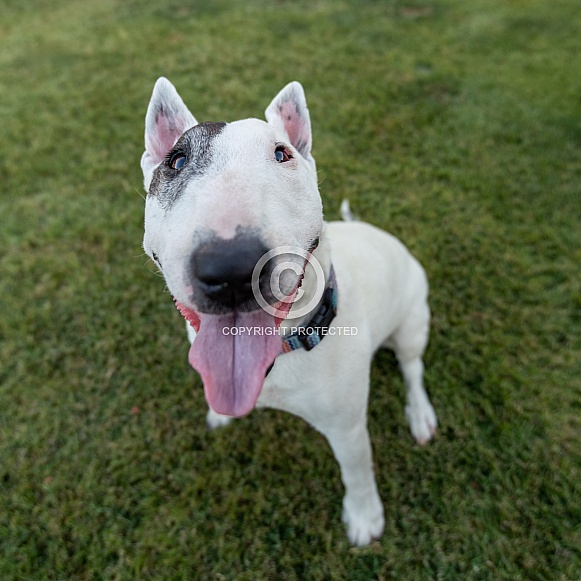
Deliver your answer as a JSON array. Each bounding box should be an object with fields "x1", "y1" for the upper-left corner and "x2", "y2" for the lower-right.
[
  {"x1": 405, "y1": 398, "x2": 437, "y2": 445},
  {"x1": 342, "y1": 492, "x2": 385, "y2": 546},
  {"x1": 206, "y1": 408, "x2": 233, "y2": 430}
]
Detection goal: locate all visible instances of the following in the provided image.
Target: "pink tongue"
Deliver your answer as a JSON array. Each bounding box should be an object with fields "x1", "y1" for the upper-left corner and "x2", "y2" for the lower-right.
[{"x1": 188, "y1": 310, "x2": 281, "y2": 417}]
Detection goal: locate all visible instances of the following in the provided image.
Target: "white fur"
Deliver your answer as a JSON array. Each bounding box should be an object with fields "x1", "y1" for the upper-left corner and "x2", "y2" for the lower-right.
[{"x1": 141, "y1": 79, "x2": 437, "y2": 546}]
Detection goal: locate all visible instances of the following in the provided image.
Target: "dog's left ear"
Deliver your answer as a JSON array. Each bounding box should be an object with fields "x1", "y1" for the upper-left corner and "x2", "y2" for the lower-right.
[
  {"x1": 265, "y1": 82, "x2": 312, "y2": 160},
  {"x1": 141, "y1": 77, "x2": 198, "y2": 188}
]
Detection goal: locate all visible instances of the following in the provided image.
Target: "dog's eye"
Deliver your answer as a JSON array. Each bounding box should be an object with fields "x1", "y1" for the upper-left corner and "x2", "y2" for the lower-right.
[
  {"x1": 169, "y1": 152, "x2": 186, "y2": 170},
  {"x1": 275, "y1": 145, "x2": 292, "y2": 163}
]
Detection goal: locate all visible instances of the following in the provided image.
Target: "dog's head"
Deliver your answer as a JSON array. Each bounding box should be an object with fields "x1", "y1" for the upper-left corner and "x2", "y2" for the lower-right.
[{"x1": 140, "y1": 78, "x2": 324, "y2": 416}]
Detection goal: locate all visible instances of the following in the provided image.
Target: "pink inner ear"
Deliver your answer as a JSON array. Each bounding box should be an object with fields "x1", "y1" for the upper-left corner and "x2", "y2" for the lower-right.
[
  {"x1": 147, "y1": 114, "x2": 189, "y2": 164},
  {"x1": 279, "y1": 101, "x2": 309, "y2": 154},
  {"x1": 157, "y1": 116, "x2": 177, "y2": 154}
]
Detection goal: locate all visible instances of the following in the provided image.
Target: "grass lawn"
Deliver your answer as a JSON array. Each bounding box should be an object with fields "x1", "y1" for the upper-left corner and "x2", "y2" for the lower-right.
[{"x1": 1, "y1": 0, "x2": 580, "y2": 578}]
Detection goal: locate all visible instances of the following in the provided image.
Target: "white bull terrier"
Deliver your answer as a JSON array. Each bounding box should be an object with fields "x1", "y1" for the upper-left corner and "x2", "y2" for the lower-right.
[{"x1": 140, "y1": 78, "x2": 437, "y2": 546}]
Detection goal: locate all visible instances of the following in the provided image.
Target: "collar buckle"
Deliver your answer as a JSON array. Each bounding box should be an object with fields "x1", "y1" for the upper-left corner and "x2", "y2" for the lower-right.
[{"x1": 297, "y1": 287, "x2": 337, "y2": 351}]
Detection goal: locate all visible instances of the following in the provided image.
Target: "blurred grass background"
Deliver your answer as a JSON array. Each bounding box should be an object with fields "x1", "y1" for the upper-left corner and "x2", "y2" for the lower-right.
[{"x1": 0, "y1": 0, "x2": 580, "y2": 579}]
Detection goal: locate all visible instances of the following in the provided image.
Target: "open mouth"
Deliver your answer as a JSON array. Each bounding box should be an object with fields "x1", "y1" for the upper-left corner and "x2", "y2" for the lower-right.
[
  {"x1": 175, "y1": 270, "x2": 305, "y2": 331},
  {"x1": 174, "y1": 275, "x2": 304, "y2": 418}
]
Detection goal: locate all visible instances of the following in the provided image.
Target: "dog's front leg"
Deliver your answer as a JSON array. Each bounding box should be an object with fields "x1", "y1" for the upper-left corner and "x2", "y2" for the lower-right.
[{"x1": 322, "y1": 418, "x2": 385, "y2": 546}]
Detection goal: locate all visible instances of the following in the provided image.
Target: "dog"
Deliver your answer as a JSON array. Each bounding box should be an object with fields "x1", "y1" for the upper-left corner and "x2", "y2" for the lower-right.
[{"x1": 140, "y1": 78, "x2": 437, "y2": 546}]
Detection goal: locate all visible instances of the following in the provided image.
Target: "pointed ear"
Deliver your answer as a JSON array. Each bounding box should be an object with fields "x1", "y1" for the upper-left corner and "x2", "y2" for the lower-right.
[
  {"x1": 265, "y1": 81, "x2": 312, "y2": 159},
  {"x1": 141, "y1": 77, "x2": 197, "y2": 181}
]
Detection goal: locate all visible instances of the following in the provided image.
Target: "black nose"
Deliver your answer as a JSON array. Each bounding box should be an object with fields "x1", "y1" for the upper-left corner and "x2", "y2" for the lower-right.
[{"x1": 191, "y1": 235, "x2": 269, "y2": 309}]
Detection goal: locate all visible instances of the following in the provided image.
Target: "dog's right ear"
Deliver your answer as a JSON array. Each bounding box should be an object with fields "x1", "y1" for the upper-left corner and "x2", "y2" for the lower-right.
[{"x1": 141, "y1": 77, "x2": 197, "y2": 189}]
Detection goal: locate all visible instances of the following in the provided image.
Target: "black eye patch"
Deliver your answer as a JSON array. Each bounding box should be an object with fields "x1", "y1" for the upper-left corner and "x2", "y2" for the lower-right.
[{"x1": 148, "y1": 121, "x2": 227, "y2": 210}]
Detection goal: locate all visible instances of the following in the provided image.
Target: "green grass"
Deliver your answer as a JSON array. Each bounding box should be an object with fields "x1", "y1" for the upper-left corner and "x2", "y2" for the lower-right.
[{"x1": 1, "y1": 0, "x2": 580, "y2": 578}]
